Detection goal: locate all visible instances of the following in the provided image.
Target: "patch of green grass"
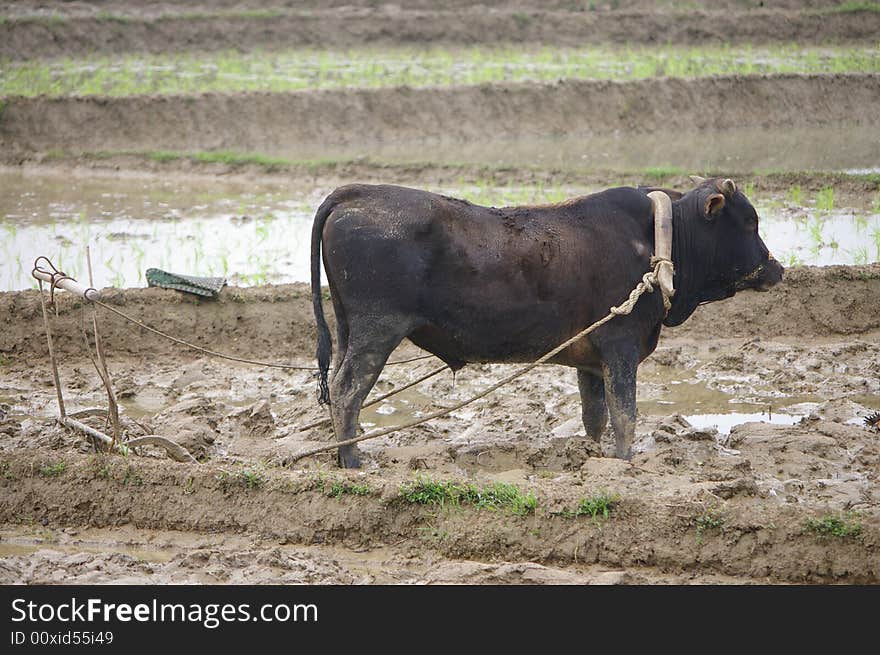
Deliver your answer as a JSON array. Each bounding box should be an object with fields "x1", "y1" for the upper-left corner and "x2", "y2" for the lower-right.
[
  {"x1": 574, "y1": 491, "x2": 620, "y2": 520},
  {"x1": 0, "y1": 460, "x2": 14, "y2": 480},
  {"x1": 825, "y1": 2, "x2": 880, "y2": 14},
  {"x1": 36, "y1": 461, "x2": 66, "y2": 478},
  {"x1": 315, "y1": 472, "x2": 372, "y2": 498},
  {"x1": 158, "y1": 9, "x2": 289, "y2": 21},
  {"x1": 787, "y1": 184, "x2": 804, "y2": 205},
  {"x1": 192, "y1": 151, "x2": 290, "y2": 168},
  {"x1": 804, "y1": 512, "x2": 862, "y2": 539},
  {"x1": 3, "y1": 44, "x2": 879, "y2": 98},
  {"x1": 95, "y1": 12, "x2": 130, "y2": 24},
  {"x1": 694, "y1": 506, "x2": 725, "y2": 544},
  {"x1": 122, "y1": 463, "x2": 143, "y2": 486},
  {"x1": 90, "y1": 456, "x2": 112, "y2": 480},
  {"x1": 399, "y1": 478, "x2": 537, "y2": 516},
  {"x1": 146, "y1": 150, "x2": 182, "y2": 163},
  {"x1": 237, "y1": 467, "x2": 265, "y2": 490},
  {"x1": 642, "y1": 166, "x2": 687, "y2": 182},
  {"x1": 552, "y1": 491, "x2": 620, "y2": 522}
]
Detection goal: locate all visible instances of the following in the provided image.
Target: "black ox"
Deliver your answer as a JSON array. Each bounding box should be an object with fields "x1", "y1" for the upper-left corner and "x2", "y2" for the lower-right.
[{"x1": 311, "y1": 178, "x2": 783, "y2": 468}]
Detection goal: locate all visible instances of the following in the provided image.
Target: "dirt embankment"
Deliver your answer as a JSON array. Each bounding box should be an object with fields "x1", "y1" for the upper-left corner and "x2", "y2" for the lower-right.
[
  {"x1": 3, "y1": 74, "x2": 878, "y2": 160},
  {"x1": 1, "y1": 1, "x2": 861, "y2": 19},
  {"x1": 3, "y1": 7, "x2": 878, "y2": 60},
  {"x1": 1, "y1": 452, "x2": 877, "y2": 584},
  {"x1": 9, "y1": 157, "x2": 880, "y2": 204},
  {"x1": 2, "y1": 266, "x2": 879, "y2": 362}
]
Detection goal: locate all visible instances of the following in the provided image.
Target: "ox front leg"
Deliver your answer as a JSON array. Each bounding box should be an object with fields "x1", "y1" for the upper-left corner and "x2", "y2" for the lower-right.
[
  {"x1": 601, "y1": 350, "x2": 638, "y2": 460},
  {"x1": 577, "y1": 369, "x2": 607, "y2": 441}
]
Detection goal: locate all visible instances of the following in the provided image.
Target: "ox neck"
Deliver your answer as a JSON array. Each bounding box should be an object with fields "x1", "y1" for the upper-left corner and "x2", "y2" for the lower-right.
[{"x1": 664, "y1": 198, "x2": 704, "y2": 327}]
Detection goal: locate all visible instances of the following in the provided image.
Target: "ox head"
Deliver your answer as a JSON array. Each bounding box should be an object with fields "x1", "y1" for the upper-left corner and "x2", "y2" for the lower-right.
[{"x1": 663, "y1": 176, "x2": 784, "y2": 327}]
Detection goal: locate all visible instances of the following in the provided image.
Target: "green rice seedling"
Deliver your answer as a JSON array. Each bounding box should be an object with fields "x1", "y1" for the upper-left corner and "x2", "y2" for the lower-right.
[
  {"x1": 4, "y1": 45, "x2": 880, "y2": 97},
  {"x1": 787, "y1": 184, "x2": 804, "y2": 205},
  {"x1": 816, "y1": 186, "x2": 835, "y2": 211},
  {"x1": 852, "y1": 246, "x2": 869, "y2": 265},
  {"x1": 872, "y1": 227, "x2": 880, "y2": 260}
]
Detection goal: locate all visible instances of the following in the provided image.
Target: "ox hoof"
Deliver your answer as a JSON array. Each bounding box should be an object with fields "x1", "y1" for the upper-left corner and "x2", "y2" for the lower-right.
[
  {"x1": 337, "y1": 446, "x2": 362, "y2": 469},
  {"x1": 615, "y1": 447, "x2": 633, "y2": 461}
]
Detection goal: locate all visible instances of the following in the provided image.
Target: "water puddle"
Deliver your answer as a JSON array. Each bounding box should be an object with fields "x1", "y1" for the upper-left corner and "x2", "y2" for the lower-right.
[
  {"x1": 684, "y1": 411, "x2": 804, "y2": 435},
  {"x1": 2, "y1": 168, "x2": 878, "y2": 292},
  {"x1": 0, "y1": 531, "x2": 179, "y2": 563}
]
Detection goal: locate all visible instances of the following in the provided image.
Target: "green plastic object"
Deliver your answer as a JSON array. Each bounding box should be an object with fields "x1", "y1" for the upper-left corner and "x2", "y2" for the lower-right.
[{"x1": 145, "y1": 268, "x2": 227, "y2": 298}]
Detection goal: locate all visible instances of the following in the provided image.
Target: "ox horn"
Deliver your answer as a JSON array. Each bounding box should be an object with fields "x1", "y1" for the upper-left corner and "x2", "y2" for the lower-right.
[
  {"x1": 718, "y1": 178, "x2": 737, "y2": 196},
  {"x1": 689, "y1": 175, "x2": 708, "y2": 185}
]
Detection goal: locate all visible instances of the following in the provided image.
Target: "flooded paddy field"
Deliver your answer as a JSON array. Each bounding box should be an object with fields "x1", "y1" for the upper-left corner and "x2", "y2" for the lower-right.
[
  {"x1": 1, "y1": 167, "x2": 878, "y2": 290},
  {"x1": 1, "y1": 0, "x2": 879, "y2": 585}
]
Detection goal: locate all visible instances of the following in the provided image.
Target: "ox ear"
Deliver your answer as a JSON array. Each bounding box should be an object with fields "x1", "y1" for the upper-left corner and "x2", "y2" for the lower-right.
[
  {"x1": 689, "y1": 175, "x2": 708, "y2": 186},
  {"x1": 705, "y1": 193, "x2": 725, "y2": 217},
  {"x1": 717, "y1": 178, "x2": 736, "y2": 197}
]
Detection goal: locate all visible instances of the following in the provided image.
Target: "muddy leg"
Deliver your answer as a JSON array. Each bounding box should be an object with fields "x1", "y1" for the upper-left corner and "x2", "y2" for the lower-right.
[
  {"x1": 329, "y1": 293, "x2": 349, "y2": 387},
  {"x1": 577, "y1": 369, "x2": 607, "y2": 441},
  {"x1": 329, "y1": 325, "x2": 408, "y2": 468},
  {"x1": 601, "y1": 351, "x2": 638, "y2": 460}
]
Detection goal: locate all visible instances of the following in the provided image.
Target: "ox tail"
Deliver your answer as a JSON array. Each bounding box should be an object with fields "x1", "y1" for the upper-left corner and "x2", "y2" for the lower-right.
[{"x1": 311, "y1": 194, "x2": 336, "y2": 406}]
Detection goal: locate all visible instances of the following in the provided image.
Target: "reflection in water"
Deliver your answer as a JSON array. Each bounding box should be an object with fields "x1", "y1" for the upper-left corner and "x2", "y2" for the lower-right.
[{"x1": 684, "y1": 411, "x2": 804, "y2": 435}]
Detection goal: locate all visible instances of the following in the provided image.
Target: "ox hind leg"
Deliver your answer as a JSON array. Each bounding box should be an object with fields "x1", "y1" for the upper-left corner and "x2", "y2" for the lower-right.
[
  {"x1": 577, "y1": 369, "x2": 608, "y2": 442},
  {"x1": 329, "y1": 291, "x2": 349, "y2": 388},
  {"x1": 329, "y1": 317, "x2": 412, "y2": 468}
]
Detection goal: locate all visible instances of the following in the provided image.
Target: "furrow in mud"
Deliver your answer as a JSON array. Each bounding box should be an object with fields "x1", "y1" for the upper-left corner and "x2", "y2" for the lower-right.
[{"x1": 3, "y1": 74, "x2": 878, "y2": 160}]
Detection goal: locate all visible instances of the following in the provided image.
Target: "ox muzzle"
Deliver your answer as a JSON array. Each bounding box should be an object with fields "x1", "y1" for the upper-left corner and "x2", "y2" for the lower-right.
[{"x1": 735, "y1": 253, "x2": 784, "y2": 292}]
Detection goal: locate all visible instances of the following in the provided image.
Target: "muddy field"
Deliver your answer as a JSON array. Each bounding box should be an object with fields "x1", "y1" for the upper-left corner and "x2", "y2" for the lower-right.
[
  {"x1": 1, "y1": 266, "x2": 879, "y2": 584},
  {"x1": 2, "y1": 1, "x2": 879, "y2": 585}
]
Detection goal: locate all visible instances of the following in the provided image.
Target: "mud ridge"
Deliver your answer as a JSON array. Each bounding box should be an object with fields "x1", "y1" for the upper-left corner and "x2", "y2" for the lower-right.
[
  {"x1": 0, "y1": 451, "x2": 876, "y2": 583},
  {"x1": 3, "y1": 74, "x2": 878, "y2": 160},
  {"x1": 5, "y1": 156, "x2": 879, "y2": 201},
  {"x1": 2, "y1": 266, "x2": 879, "y2": 362},
  {"x1": 4, "y1": 8, "x2": 879, "y2": 60}
]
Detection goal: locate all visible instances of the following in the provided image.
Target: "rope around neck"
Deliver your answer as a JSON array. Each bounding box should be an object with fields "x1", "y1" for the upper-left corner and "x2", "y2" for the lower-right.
[{"x1": 284, "y1": 256, "x2": 674, "y2": 465}]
